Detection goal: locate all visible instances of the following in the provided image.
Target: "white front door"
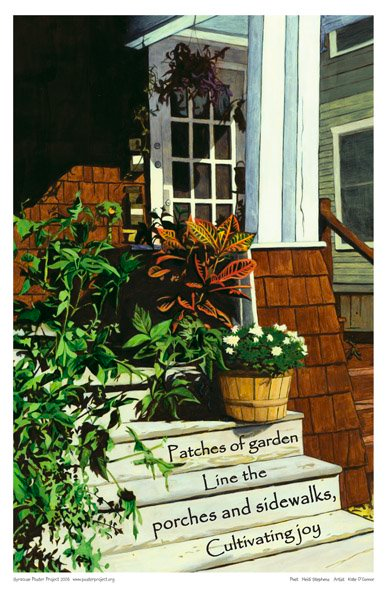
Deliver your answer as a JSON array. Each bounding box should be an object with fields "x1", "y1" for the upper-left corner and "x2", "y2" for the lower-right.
[{"x1": 148, "y1": 37, "x2": 247, "y2": 223}]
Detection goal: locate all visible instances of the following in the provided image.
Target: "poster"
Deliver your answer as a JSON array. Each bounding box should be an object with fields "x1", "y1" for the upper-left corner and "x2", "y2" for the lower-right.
[{"x1": 7, "y1": 3, "x2": 383, "y2": 595}]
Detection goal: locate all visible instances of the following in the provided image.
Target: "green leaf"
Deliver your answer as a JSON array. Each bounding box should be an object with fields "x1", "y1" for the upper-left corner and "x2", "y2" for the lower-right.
[
  {"x1": 132, "y1": 305, "x2": 152, "y2": 334},
  {"x1": 67, "y1": 197, "x2": 83, "y2": 219},
  {"x1": 122, "y1": 333, "x2": 150, "y2": 348},
  {"x1": 20, "y1": 279, "x2": 31, "y2": 295},
  {"x1": 13, "y1": 463, "x2": 27, "y2": 503},
  {"x1": 15, "y1": 218, "x2": 34, "y2": 239},
  {"x1": 150, "y1": 320, "x2": 172, "y2": 340}
]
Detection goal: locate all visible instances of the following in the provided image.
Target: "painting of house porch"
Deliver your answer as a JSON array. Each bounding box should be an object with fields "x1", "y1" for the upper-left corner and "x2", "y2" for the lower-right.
[{"x1": 13, "y1": 14, "x2": 374, "y2": 574}]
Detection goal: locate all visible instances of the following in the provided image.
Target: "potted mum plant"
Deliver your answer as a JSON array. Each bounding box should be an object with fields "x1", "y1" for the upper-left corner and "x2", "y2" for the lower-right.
[{"x1": 218, "y1": 323, "x2": 308, "y2": 423}]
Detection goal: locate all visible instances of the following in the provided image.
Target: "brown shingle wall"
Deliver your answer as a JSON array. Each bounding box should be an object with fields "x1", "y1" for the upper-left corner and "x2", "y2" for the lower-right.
[
  {"x1": 253, "y1": 248, "x2": 370, "y2": 507},
  {"x1": 14, "y1": 165, "x2": 128, "y2": 304}
]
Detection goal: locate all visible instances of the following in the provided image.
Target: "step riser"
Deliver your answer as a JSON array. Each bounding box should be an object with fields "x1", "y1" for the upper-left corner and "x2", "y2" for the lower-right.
[
  {"x1": 88, "y1": 417, "x2": 304, "y2": 486},
  {"x1": 103, "y1": 510, "x2": 373, "y2": 572},
  {"x1": 100, "y1": 476, "x2": 340, "y2": 555},
  {"x1": 356, "y1": 408, "x2": 373, "y2": 437},
  {"x1": 351, "y1": 374, "x2": 373, "y2": 402},
  {"x1": 96, "y1": 456, "x2": 341, "y2": 508}
]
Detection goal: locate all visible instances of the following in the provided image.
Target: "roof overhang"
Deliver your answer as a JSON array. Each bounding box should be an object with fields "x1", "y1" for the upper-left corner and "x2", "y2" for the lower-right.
[
  {"x1": 125, "y1": 15, "x2": 372, "y2": 50},
  {"x1": 125, "y1": 16, "x2": 216, "y2": 49}
]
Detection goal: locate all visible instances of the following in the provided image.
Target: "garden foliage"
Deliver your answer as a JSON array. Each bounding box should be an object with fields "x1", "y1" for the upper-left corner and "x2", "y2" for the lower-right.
[
  {"x1": 147, "y1": 213, "x2": 257, "y2": 328},
  {"x1": 13, "y1": 197, "x2": 176, "y2": 572}
]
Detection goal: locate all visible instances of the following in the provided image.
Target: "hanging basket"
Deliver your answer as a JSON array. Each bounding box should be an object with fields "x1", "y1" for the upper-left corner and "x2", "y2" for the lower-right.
[{"x1": 218, "y1": 369, "x2": 293, "y2": 423}]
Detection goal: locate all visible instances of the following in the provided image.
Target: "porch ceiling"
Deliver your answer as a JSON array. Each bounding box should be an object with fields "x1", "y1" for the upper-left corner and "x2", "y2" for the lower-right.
[{"x1": 125, "y1": 15, "x2": 371, "y2": 49}]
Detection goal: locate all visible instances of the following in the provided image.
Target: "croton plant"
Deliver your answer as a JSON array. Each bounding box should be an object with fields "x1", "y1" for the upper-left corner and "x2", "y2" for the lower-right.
[{"x1": 148, "y1": 214, "x2": 257, "y2": 329}]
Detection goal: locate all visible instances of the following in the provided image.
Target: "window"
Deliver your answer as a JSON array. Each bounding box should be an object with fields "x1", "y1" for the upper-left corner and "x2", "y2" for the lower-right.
[
  {"x1": 332, "y1": 118, "x2": 373, "y2": 249},
  {"x1": 170, "y1": 87, "x2": 236, "y2": 223},
  {"x1": 329, "y1": 17, "x2": 373, "y2": 58}
]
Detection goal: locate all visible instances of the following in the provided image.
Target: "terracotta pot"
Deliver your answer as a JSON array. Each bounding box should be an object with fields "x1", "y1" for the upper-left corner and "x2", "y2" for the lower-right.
[{"x1": 218, "y1": 369, "x2": 293, "y2": 423}]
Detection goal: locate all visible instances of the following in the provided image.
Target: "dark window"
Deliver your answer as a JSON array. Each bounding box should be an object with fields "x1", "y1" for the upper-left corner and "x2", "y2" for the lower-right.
[
  {"x1": 336, "y1": 17, "x2": 373, "y2": 52},
  {"x1": 193, "y1": 124, "x2": 210, "y2": 158},
  {"x1": 193, "y1": 93, "x2": 210, "y2": 119},
  {"x1": 339, "y1": 128, "x2": 373, "y2": 241},
  {"x1": 171, "y1": 122, "x2": 189, "y2": 157},
  {"x1": 174, "y1": 202, "x2": 191, "y2": 221},
  {"x1": 216, "y1": 164, "x2": 232, "y2": 199},
  {"x1": 214, "y1": 125, "x2": 231, "y2": 159},
  {"x1": 195, "y1": 203, "x2": 212, "y2": 221},
  {"x1": 172, "y1": 162, "x2": 191, "y2": 198},
  {"x1": 171, "y1": 89, "x2": 188, "y2": 117},
  {"x1": 194, "y1": 163, "x2": 211, "y2": 199}
]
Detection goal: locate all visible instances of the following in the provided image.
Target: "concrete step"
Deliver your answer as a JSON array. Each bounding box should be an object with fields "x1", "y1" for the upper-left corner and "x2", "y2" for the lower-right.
[
  {"x1": 101, "y1": 510, "x2": 373, "y2": 572},
  {"x1": 98, "y1": 455, "x2": 341, "y2": 508},
  {"x1": 211, "y1": 531, "x2": 374, "y2": 572},
  {"x1": 87, "y1": 411, "x2": 304, "y2": 487},
  {"x1": 99, "y1": 474, "x2": 341, "y2": 555}
]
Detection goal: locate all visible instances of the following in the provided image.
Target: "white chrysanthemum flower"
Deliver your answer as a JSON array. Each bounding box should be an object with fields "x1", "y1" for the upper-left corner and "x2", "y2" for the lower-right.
[
  {"x1": 283, "y1": 337, "x2": 291, "y2": 345},
  {"x1": 298, "y1": 336, "x2": 305, "y2": 344},
  {"x1": 223, "y1": 335, "x2": 240, "y2": 347},
  {"x1": 253, "y1": 336, "x2": 261, "y2": 343},
  {"x1": 271, "y1": 346, "x2": 283, "y2": 356},
  {"x1": 225, "y1": 346, "x2": 235, "y2": 355},
  {"x1": 249, "y1": 324, "x2": 264, "y2": 337},
  {"x1": 302, "y1": 344, "x2": 308, "y2": 355},
  {"x1": 231, "y1": 325, "x2": 239, "y2": 333},
  {"x1": 287, "y1": 330, "x2": 298, "y2": 338},
  {"x1": 273, "y1": 323, "x2": 287, "y2": 332},
  {"x1": 266, "y1": 334, "x2": 273, "y2": 342}
]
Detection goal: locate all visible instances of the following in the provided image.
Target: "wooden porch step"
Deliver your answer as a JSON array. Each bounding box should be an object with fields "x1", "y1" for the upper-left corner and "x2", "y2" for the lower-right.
[
  {"x1": 211, "y1": 531, "x2": 373, "y2": 572},
  {"x1": 86, "y1": 412, "x2": 305, "y2": 486},
  {"x1": 355, "y1": 402, "x2": 374, "y2": 437},
  {"x1": 346, "y1": 343, "x2": 373, "y2": 369},
  {"x1": 99, "y1": 473, "x2": 341, "y2": 555},
  {"x1": 349, "y1": 367, "x2": 373, "y2": 403},
  {"x1": 101, "y1": 510, "x2": 373, "y2": 572},
  {"x1": 97, "y1": 455, "x2": 341, "y2": 508}
]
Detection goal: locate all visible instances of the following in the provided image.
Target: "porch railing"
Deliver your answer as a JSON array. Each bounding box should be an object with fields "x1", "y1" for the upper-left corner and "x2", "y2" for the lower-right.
[{"x1": 319, "y1": 198, "x2": 374, "y2": 283}]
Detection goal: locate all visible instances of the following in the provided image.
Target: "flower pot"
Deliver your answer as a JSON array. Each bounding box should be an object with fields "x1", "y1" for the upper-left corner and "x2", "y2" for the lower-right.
[{"x1": 218, "y1": 369, "x2": 293, "y2": 423}]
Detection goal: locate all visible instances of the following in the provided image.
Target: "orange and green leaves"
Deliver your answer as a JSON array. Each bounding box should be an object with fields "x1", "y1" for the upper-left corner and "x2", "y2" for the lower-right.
[
  {"x1": 211, "y1": 258, "x2": 256, "y2": 283},
  {"x1": 157, "y1": 228, "x2": 185, "y2": 251},
  {"x1": 150, "y1": 214, "x2": 256, "y2": 328},
  {"x1": 186, "y1": 219, "x2": 218, "y2": 249}
]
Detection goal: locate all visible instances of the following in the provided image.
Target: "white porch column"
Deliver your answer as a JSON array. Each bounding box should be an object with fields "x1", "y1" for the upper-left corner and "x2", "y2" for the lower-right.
[{"x1": 245, "y1": 15, "x2": 322, "y2": 246}]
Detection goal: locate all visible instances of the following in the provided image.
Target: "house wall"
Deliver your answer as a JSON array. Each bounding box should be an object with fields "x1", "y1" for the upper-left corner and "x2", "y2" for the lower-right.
[
  {"x1": 14, "y1": 166, "x2": 130, "y2": 305},
  {"x1": 252, "y1": 247, "x2": 370, "y2": 507},
  {"x1": 319, "y1": 43, "x2": 373, "y2": 291}
]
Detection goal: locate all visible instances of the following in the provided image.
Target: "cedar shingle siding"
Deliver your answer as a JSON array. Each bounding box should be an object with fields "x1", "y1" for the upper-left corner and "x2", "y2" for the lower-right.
[{"x1": 253, "y1": 248, "x2": 370, "y2": 507}]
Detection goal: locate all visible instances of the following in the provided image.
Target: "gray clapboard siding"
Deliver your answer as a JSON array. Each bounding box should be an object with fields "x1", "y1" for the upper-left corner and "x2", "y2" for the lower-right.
[
  {"x1": 319, "y1": 42, "x2": 373, "y2": 104},
  {"x1": 319, "y1": 86, "x2": 373, "y2": 287}
]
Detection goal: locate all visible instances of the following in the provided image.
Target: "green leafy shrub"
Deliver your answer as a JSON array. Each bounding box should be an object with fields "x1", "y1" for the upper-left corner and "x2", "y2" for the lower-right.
[
  {"x1": 123, "y1": 306, "x2": 226, "y2": 419},
  {"x1": 221, "y1": 323, "x2": 308, "y2": 376},
  {"x1": 13, "y1": 197, "x2": 176, "y2": 572}
]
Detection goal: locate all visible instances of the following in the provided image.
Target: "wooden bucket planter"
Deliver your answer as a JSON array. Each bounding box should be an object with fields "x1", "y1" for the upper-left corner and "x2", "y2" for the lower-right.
[{"x1": 218, "y1": 370, "x2": 293, "y2": 423}]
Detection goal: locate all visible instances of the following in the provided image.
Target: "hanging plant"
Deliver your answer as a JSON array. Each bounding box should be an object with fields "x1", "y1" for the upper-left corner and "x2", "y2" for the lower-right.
[{"x1": 154, "y1": 42, "x2": 232, "y2": 108}]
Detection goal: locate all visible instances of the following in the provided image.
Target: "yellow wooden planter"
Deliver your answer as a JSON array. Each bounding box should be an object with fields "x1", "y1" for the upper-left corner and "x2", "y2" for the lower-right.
[{"x1": 218, "y1": 370, "x2": 293, "y2": 423}]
